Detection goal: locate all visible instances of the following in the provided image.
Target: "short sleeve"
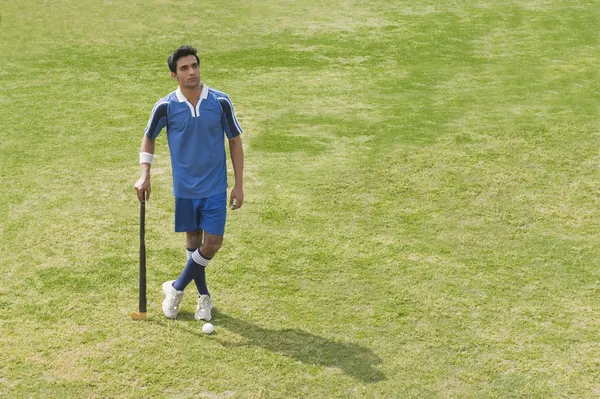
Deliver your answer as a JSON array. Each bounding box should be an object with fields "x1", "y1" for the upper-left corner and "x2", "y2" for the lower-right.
[
  {"x1": 217, "y1": 96, "x2": 243, "y2": 139},
  {"x1": 144, "y1": 101, "x2": 168, "y2": 139}
]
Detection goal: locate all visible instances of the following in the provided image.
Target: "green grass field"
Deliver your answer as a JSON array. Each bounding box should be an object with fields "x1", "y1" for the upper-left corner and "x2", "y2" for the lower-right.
[{"x1": 1, "y1": 0, "x2": 599, "y2": 397}]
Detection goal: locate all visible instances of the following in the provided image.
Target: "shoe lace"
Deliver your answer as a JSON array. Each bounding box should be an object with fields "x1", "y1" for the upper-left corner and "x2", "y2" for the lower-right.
[
  {"x1": 198, "y1": 295, "x2": 210, "y2": 310},
  {"x1": 173, "y1": 291, "x2": 184, "y2": 307}
]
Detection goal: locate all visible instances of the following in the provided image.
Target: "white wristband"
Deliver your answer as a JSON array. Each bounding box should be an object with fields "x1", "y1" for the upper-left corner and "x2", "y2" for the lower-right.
[{"x1": 140, "y1": 152, "x2": 154, "y2": 165}]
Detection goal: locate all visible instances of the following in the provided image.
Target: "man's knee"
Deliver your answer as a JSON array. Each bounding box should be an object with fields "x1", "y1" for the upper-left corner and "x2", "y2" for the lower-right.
[
  {"x1": 202, "y1": 236, "x2": 223, "y2": 257},
  {"x1": 186, "y1": 231, "x2": 203, "y2": 249}
]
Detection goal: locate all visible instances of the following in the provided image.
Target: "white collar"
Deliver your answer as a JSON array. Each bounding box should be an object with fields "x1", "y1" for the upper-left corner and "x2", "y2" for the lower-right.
[{"x1": 175, "y1": 83, "x2": 208, "y2": 103}]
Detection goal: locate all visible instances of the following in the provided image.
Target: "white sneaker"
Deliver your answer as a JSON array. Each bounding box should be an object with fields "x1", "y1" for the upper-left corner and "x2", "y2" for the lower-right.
[
  {"x1": 195, "y1": 295, "x2": 213, "y2": 321},
  {"x1": 162, "y1": 280, "x2": 184, "y2": 319}
]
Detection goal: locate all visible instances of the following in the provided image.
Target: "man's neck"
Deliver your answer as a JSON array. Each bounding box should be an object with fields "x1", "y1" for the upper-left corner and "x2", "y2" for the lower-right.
[{"x1": 179, "y1": 83, "x2": 203, "y2": 105}]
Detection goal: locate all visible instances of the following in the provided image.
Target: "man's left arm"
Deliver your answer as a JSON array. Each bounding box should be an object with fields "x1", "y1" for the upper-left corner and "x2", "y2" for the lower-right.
[{"x1": 228, "y1": 135, "x2": 244, "y2": 210}]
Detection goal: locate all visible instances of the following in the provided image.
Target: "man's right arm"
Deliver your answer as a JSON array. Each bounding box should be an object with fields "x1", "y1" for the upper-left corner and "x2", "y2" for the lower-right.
[
  {"x1": 134, "y1": 135, "x2": 155, "y2": 202},
  {"x1": 134, "y1": 100, "x2": 168, "y2": 202}
]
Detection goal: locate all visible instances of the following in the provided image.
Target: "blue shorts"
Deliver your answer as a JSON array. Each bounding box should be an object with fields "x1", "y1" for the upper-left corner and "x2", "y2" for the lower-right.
[{"x1": 174, "y1": 191, "x2": 227, "y2": 235}]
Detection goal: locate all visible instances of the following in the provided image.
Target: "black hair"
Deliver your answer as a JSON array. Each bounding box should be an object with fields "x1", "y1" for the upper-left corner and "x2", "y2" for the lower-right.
[{"x1": 167, "y1": 46, "x2": 200, "y2": 73}]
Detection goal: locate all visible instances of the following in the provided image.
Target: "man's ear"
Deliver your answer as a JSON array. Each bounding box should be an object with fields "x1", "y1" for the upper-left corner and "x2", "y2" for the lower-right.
[{"x1": 171, "y1": 72, "x2": 177, "y2": 81}]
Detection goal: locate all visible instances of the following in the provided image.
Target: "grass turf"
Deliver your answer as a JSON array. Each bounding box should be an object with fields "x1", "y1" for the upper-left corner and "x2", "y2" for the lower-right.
[{"x1": 1, "y1": 0, "x2": 599, "y2": 397}]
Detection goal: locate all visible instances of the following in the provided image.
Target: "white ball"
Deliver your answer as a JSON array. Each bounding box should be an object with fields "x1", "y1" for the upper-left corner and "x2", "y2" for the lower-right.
[{"x1": 202, "y1": 323, "x2": 214, "y2": 334}]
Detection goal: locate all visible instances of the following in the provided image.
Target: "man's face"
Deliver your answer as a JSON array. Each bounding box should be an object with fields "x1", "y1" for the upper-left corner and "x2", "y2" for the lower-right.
[{"x1": 172, "y1": 55, "x2": 200, "y2": 89}]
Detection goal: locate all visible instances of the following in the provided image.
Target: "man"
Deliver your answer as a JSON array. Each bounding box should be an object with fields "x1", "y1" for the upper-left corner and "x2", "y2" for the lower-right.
[{"x1": 134, "y1": 45, "x2": 244, "y2": 322}]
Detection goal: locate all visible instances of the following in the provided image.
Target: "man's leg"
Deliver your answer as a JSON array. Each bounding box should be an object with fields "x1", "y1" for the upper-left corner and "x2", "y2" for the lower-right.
[
  {"x1": 162, "y1": 198, "x2": 201, "y2": 319},
  {"x1": 193, "y1": 192, "x2": 227, "y2": 320},
  {"x1": 194, "y1": 232, "x2": 222, "y2": 320},
  {"x1": 163, "y1": 233, "x2": 209, "y2": 319},
  {"x1": 173, "y1": 230, "x2": 208, "y2": 292},
  {"x1": 167, "y1": 192, "x2": 226, "y2": 320},
  {"x1": 200, "y1": 232, "x2": 223, "y2": 258},
  {"x1": 185, "y1": 231, "x2": 211, "y2": 297},
  {"x1": 174, "y1": 230, "x2": 223, "y2": 288},
  {"x1": 186, "y1": 230, "x2": 202, "y2": 261}
]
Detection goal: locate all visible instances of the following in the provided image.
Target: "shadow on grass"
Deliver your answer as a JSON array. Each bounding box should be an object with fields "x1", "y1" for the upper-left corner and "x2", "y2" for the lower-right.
[{"x1": 202, "y1": 310, "x2": 386, "y2": 383}]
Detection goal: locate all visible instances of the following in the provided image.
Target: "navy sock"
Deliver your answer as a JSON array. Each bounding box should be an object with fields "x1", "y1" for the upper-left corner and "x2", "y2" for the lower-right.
[
  {"x1": 173, "y1": 249, "x2": 210, "y2": 292},
  {"x1": 193, "y1": 265, "x2": 210, "y2": 297},
  {"x1": 188, "y1": 248, "x2": 211, "y2": 297},
  {"x1": 185, "y1": 248, "x2": 210, "y2": 296}
]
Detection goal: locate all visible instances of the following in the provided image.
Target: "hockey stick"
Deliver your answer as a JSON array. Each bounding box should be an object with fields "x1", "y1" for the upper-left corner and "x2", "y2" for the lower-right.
[{"x1": 130, "y1": 200, "x2": 147, "y2": 320}]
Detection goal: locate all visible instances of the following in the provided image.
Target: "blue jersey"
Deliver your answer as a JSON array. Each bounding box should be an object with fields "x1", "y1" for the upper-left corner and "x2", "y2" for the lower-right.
[{"x1": 144, "y1": 84, "x2": 243, "y2": 198}]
